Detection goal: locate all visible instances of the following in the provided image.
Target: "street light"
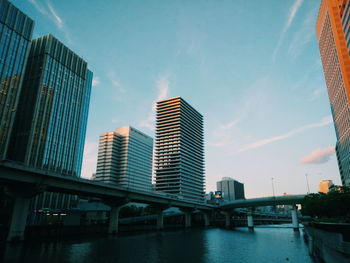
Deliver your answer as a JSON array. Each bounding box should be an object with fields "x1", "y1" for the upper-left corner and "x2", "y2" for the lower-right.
[{"x1": 305, "y1": 173, "x2": 310, "y2": 194}]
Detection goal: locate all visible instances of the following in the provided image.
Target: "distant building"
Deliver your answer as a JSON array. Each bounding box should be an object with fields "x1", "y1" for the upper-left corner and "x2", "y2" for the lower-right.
[
  {"x1": 319, "y1": 180, "x2": 334, "y2": 194},
  {"x1": 95, "y1": 126, "x2": 153, "y2": 192},
  {"x1": 316, "y1": 0, "x2": 350, "y2": 186},
  {"x1": 154, "y1": 97, "x2": 205, "y2": 200},
  {"x1": 8, "y1": 34, "x2": 93, "y2": 209},
  {"x1": 0, "y1": 0, "x2": 34, "y2": 160},
  {"x1": 216, "y1": 177, "x2": 245, "y2": 201}
]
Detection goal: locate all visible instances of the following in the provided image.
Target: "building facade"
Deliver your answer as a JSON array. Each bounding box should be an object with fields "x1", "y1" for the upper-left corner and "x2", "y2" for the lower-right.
[
  {"x1": 0, "y1": 0, "x2": 34, "y2": 160},
  {"x1": 95, "y1": 126, "x2": 153, "y2": 192},
  {"x1": 319, "y1": 180, "x2": 334, "y2": 193},
  {"x1": 154, "y1": 97, "x2": 204, "y2": 200},
  {"x1": 216, "y1": 177, "x2": 245, "y2": 201},
  {"x1": 8, "y1": 34, "x2": 92, "y2": 209},
  {"x1": 316, "y1": 0, "x2": 350, "y2": 186}
]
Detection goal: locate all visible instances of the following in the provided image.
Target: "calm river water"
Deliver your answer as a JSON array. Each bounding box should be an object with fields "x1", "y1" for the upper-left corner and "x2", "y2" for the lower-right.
[{"x1": 1, "y1": 225, "x2": 313, "y2": 263}]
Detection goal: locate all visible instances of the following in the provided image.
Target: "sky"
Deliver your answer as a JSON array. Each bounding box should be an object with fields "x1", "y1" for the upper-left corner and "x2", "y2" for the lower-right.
[{"x1": 12, "y1": 0, "x2": 341, "y2": 198}]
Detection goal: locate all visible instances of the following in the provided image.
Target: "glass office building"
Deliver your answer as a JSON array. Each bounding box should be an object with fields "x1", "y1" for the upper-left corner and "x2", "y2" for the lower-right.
[
  {"x1": 154, "y1": 97, "x2": 205, "y2": 200},
  {"x1": 95, "y1": 126, "x2": 153, "y2": 192},
  {"x1": 8, "y1": 34, "x2": 92, "y2": 209},
  {"x1": 0, "y1": 0, "x2": 34, "y2": 160},
  {"x1": 316, "y1": 0, "x2": 350, "y2": 186}
]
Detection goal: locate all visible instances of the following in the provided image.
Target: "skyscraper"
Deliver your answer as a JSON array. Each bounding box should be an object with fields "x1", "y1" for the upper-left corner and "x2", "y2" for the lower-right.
[
  {"x1": 0, "y1": 0, "x2": 34, "y2": 160},
  {"x1": 8, "y1": 34, "x2": 92, "y2": 209},
  {"x1": 216, "y1": 177, "x2": 245, "y2": 201},
  {"x1": 316, "y1": 0, "x2": 350, "y2": 186},
  {"x1": 155, "y1": 97, "x2": 204, "y2": 200},
  {"x1": 95, "y1": 126, "x2": 153, "y2": 192}
]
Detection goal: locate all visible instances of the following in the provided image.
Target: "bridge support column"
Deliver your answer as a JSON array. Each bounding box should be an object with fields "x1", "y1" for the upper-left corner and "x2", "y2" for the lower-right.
[
  {"x1": 156, "y1": 210, "x2": 164, "y2": 230},
  {"x1": 7, "y1": 196, "x2": 30, "y2": 241},
  {"x1": 221, "y1": 211, "x2": 232, "y2": 227},
  {"x1": 203, "y1": 212, "x2": 210, "y2": 227},
  {"x1": 247, "y1": 211, "x2": 254, "y2": 230},
  {"x1": 108, "y1": 205, "x2": 122, "y2": 234},
  {"x1": 291, "y1": 205, "x2": 299, "y2": 231},
  {"x1": 3, "y1": 185, "x2": 44, "y2": 242},
  {"x1": 184, "y1": 212, "x2": 191, "y2": 228}
]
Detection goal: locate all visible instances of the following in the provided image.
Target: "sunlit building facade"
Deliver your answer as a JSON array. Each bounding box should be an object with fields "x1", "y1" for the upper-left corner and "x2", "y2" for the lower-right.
[
  {"x1": 316, "y1": 0, "x2": 350, "y2": 186},
  {"x1": 8, "y1": 34, "x2": 92, "y2": 209},
  {"x1": 0, "y1": 0, "x2": 34, "y2": 160},
  {"x1": 95, "y1": 126, "x2": 153, "y2": 192},
  {"x1": 154, "y1": 97, "x2": 205, "y2": 200},
  {"x1": 319, "y1": 180, "x2": 334, "y2": 193}
]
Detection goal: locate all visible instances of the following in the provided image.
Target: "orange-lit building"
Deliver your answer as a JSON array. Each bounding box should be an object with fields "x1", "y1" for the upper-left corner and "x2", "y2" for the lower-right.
[{"x1": 316, "y1": 0, "x2": 350, "y2": 186}]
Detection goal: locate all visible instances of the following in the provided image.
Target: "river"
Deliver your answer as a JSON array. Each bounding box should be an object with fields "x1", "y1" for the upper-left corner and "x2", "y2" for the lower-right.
[{"x1": 1, "y1": 225, "x2": 313, "y2": 263}]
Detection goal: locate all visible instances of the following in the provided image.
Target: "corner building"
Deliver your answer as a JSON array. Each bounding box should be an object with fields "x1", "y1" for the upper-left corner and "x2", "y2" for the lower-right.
[
  {"x1": 95, "y1": 126, "x2": 153, "y2": 192},
  {"x1": 0, "y1": 0, "x2": 34, "y2": 160},
  {"x1": 155, "y1": 97, "x2": 204, "y2": 200},
  {"x1": 8, "y1": 34, "x2": 92, "y2": 209},
  {"x1": 317, "y1": 0, "x2": 350, "y2": 186}
]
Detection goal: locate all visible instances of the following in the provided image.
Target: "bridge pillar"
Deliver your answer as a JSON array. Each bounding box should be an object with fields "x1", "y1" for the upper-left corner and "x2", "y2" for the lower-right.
[
  {"x1": 108, "y1": 205, "x2": 122, "y2": 234},
  {"x1": 221, "y1": 211, "x2": 232, "y2": 227},
  {"x1": 203, "y1": 212, "x2": 210, "y2": 227},
  {"x1": 291, "y1": 205, "x2": 299, "y2": 231},
  {"x1": 7, "y1": 196, "x2": 30, "y2": 241},
  {"x1": 106, "y1": 200, "x2": 129, "y2": 235},
  {"x1": 247, "y1": 211, "x2": 254, "y2": 230},
  {"x1": 156, "y1": 210, "x2": 164, "y2": 230},
  {"x1": 4, "y1": 185, "x2": 45, "y2": 242},
  {"x1": 184, "y1": 211, "x2": 191, "y2": 228}
]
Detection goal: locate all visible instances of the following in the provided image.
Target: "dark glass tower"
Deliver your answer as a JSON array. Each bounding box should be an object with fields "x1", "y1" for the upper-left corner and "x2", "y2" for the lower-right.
[
  {"x1": 8, "y1": 34, "x2": 92, "y2": 209},
  {"x1": 0, "y1": 0, "x2": 34, "y2": 160},
  {"x1": 155, "y1": 97, "x2": 205, "y2": 200}
]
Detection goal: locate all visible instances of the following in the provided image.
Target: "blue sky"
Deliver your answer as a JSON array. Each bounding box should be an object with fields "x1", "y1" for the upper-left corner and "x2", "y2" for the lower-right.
[{"x1": 13, "y1": 0, "x2": 341, "y2": 197}]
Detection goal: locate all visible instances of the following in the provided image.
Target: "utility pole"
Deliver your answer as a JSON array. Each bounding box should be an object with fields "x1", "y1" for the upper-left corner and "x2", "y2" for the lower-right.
[{"x1": 305, "y1": 173, "x2": 310, "y2": 194}]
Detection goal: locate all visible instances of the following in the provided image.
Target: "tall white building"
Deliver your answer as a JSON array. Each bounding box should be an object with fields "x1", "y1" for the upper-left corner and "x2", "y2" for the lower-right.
[{"x1": 95, "y1": 126, "x2": 153, "y2": 192}]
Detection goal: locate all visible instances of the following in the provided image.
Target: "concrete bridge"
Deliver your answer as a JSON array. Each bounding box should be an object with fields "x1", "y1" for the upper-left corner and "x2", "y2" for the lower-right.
[{"x1": 0, "y1": 160, "x2": 306, "y2": 241}]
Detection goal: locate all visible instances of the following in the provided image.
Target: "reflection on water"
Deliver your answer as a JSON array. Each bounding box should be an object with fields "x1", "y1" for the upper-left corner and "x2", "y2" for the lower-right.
[{"x1": 1, "y1": 226, "x2": 313, "y2": 263}]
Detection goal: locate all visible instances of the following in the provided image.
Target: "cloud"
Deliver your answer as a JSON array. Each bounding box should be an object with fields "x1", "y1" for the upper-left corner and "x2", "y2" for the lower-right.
[
  {"x1": 108, "y1": 72, "x2": 125, "y2": 93},
  {"x1": 92, "y1": 76, "x2": 100, "y2": 87},
  {"x1": 28, "y1": 0, "x2": 72, "y2": 44},
  {"x1": 209, "y1": 118, "x2": 241, "y2": 147},
  {"x1": 272, "y1": 0, "x2": 304, "y2": 61},
  {"x1": 300, "y1": 146, "x2": 335, "y2": 164},
  {"x1": 81, "y1": 141, "x2": 98, "y2": 179},
  {"x1": 139, "y1": 74, "x2": 170, "y2": 131},
  {"x1": 309, "y1": 86, "x2": 326, "y2": 101},
  {"x1": 238, "y1": 115, "x2": 333, "y2": 152},
  {"x1": 288, "y1": 7, "x2": 317, "y2": 59}
]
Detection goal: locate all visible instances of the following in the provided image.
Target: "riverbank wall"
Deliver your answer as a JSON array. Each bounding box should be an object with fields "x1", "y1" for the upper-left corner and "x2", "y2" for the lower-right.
[{"x1": 303, "y1": 223, "x2": 350, "y2": 263}]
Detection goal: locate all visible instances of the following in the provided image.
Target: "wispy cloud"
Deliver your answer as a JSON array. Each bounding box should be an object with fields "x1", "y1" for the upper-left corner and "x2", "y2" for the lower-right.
[
  {"x1": 272, "y1": 0, "x2": 304, "y2": 61},
  {"x1": 27, "y1": 0, "x2": 72, "y2": 44},
  {"x1": 309, "y1": 86, "x2": 326, "y2": 101},
  {"x1": 300, "y1": 146, "x2": 335, "y2": 164},
  {"x1": 139, "y1": 74, "x2": 170, "y2": 131},
  {"x1": 92, "y1": 76, "x2": 100, "y2": 87},
  {"x1": 288, "y1": 7, "x2": 317, "y2": 59},
  {"x1": 108, "y1": 72, "x2": 125, "y2": 93},
  {"x1": 209, "y1": 118, "x2": 241, "y2": 147},
  {"x1": 238, "y1": 115, "x2": 333, "y2": 153}
]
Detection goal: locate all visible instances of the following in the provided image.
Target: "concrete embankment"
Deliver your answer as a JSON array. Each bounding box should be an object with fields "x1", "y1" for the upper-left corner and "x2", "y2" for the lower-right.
[{"x1": 303, "y1": 222, "x2": 350, "y2": 263}]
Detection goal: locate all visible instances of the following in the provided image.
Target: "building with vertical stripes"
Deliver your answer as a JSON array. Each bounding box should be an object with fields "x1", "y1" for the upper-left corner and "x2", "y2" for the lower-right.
[
  {"x1": 95, "y1": 126, "x2": 153, "y2": 192},
  {"x1": 8, "y1": 34, "x2": 93, "y2": 209},
  {"x1": 316, "y1": 0, "x2": 350, "y2": 186},
  {"x1": 155, "y1": 97, "x2": 204, "y2": 200},
  {"x1": 0, "y1": 0, "x2": 34, "y2": 160}
]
